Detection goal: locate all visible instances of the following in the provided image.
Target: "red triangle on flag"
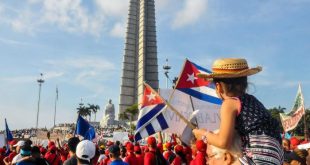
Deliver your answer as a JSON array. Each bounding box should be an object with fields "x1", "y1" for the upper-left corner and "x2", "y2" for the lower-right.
[
  {"x1": 176, "y1": 59, "x2": 211, "y2": 88},
  {"x1": 141, "y1": 83, "x2": 165, "y2": 107}
]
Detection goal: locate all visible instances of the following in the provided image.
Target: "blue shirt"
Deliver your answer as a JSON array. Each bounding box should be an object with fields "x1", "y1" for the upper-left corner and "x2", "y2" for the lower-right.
[{"x1": 110, "y1": 160, "x2": 129, "y2": 165}]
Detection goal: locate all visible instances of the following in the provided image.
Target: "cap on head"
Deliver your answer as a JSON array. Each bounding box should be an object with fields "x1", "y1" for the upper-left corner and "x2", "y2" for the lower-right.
[
  {"x1": 174, "y1": 145, "x2": 183, "y2": 153},
  {"x1": 14, "y1": 141, "x2": 25, "y2": 147},
  {"x1": 126, "y1": 143, "x2": 134, "y2": 152},
  {"x1": 147, "y1": 137, "x2": 156, "y2": 147},
  {"x1": 48, "y1": 141, "x2": 55, "y2": 148},
  {"x1": 9, "y1": 140, "x2": 17, "y2": 146},
  {"x1": 106, "y1": 141, "x2": 114, "y2": 147},
  {"x1": 134, "y1": 146, "x2": 141, "y2": 152},
  {"x1": 197, "y1": 58, "x2": 262, "y2": 79},
  {"x1": 76, "y1": 140, "x2": 96, "y2": 162},
  {"x1": 290, "y1": 137, "x2": 300, "y2": 149},
  {"x1": 165, "y1": 142, "x2": 172, "y2": 150}
]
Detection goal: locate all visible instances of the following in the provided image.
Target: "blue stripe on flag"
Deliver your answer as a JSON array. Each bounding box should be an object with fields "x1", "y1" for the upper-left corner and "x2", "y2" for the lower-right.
[
  {"x1": 136, "y1": 104, "x2": 166, "y2": 130},
  {"x1": 135, "y1": 132, "x2": 142, "y2": 141},
  {"x1": 145, "y1": 124, "x2": 155, "y2": 135},
  {"x1": 178, "y1": 88, "x2": 222, "y2": 105},
  {"x1": 192, "y1": 62, "x2": 211, "y2": 73},
  {"x1": 156, "y1": 113, "x2": 169, "y2": 130}
]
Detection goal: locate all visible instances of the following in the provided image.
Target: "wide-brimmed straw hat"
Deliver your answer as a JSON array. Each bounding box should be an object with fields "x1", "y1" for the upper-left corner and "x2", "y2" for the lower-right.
[{"x1": 197, "y1": 58, "x2": 262, "y2": 79}]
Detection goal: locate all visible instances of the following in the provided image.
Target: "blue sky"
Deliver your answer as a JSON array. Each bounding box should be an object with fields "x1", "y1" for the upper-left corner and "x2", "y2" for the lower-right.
[{"x1": 1, "y1": 0, "x2": 310, "y2": 130}]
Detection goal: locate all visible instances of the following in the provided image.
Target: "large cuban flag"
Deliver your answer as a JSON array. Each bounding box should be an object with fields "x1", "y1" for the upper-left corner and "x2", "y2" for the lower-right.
[
  {"x1": 175, "y1": 59, "x2": 222, "y2": 105},
  {"x1": 135, "y1": 83, "x2": 169, "y2": 141}
]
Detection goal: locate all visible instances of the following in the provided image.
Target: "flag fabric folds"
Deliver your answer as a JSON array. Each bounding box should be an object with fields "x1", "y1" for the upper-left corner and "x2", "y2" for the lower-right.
[
  {"x1": 175, "y1": 59, "x2": 222, "y2": 105},
  {"x1": 5, "y1": 119, "x2": 13, "y2": 141},
  {"x1": 280, "y1": 84, "x2": 305, "y2": 132},
  {"x1": 135, "y1": 83, "x2": 169, "y2": 141},
  {"x1": 75, "y1": 115, "x2": 96, "y2": 140}
]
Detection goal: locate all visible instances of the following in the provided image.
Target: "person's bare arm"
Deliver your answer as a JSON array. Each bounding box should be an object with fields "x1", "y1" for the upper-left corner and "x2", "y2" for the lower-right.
[{"x1": 193, "y1": 99, "x2": 238, "y2": 149}]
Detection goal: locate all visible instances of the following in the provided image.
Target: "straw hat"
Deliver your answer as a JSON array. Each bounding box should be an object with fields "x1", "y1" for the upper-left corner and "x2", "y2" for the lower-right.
[{"x1": 197, "y1": 58, "x2": 262, "y2": 79}]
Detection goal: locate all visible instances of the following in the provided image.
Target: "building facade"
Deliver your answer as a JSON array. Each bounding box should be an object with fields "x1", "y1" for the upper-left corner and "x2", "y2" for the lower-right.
[{"x1": 119, "y1": 0, "x2": 159, "y2": 114}]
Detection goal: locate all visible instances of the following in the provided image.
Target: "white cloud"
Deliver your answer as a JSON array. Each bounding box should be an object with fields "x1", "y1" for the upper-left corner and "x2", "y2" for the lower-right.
[
  {"x1": 110, "y1": 22, "x2": 126, "y2": 38},
  {"x1": 172, "y1": 0, "x2": 207, "y2": 28},
  {"x1": 95, "y1": 0, "x2": 129, "y2": 17},
  {"x1": 46, "y1": 57, "x2": 115, "y2": 71}
]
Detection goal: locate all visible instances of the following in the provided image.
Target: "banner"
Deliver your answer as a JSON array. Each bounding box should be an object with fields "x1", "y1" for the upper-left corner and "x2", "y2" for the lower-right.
[
  {"x1": 159, "y1": 89, "x2": 220, "y2": 135},
  {"x1": 113, "y1": 132, "x2": 129, "y2": 143},
  {"x1": 280, "y1": 84, "x2": 305, "y2": 132}
]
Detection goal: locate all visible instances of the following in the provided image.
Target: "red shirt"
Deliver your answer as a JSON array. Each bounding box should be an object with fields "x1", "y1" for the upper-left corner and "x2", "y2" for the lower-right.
[
  {"x1": 163, "y1": 150, "x2": 173, "y2": 161},
  {"x1": 99, "y1": 157, "x2": 110, "y2": 165},
  {"x1": 0, "y1": 155, "x2": 5, "y2": 165},
  {"x1": 144, "y1": 149, "x2": 156, "y2": 165},
  {"x1": 135, "y1": 154, "x2": 144, "y2": 165},
  {"x1": 191, "y1": 152, "x2": 206, "y2": 165},
  {"x1": 44, "y1": 152, "x2": 61, "y2": 165},
  {"x1": 172, "y1": 156, "x2": 182, "y2": 165},
  {"x1": 124, "y1": 152, "x2": 138, "y2": 165},
  {"x1": 8, "y1": 152, "x2": 17, "y2": 162}
]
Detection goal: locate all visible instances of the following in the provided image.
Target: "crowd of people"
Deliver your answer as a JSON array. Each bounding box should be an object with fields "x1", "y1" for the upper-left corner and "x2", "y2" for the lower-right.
[{"x1": 0, "y1": 133, "x2": 309, "y2": 165}]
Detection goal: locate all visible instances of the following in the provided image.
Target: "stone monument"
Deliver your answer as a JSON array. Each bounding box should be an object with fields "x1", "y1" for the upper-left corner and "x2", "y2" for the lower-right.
[
  {"x1": 100, "y1": 99, "x2": 117, "y2": 127},
  {"x1": 119, "y1": 0, "x2": 159, "y2": 114}
]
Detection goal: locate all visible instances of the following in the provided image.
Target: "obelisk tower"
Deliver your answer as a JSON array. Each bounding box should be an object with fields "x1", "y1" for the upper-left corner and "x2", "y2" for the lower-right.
[{"x1": 119, "y1": 0, "x2": 159, "y2": 114}]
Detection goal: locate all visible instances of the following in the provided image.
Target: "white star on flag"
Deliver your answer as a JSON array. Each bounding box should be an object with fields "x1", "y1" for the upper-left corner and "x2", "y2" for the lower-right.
[
  {"x1": 186, "y1": 72, "x2": 197, "y2": 84},
  {"x1": 146, "y1": 92, "x2": 156, "y2": 102}
]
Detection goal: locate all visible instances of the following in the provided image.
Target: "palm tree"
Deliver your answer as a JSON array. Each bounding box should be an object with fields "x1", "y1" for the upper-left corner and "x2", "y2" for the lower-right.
[
  {"x1": 77, "y1": 103, "x2": 91, "y2": 120},
  {"x1": 88, "y1": 104, "x2": 100, "y2": 122},
  {"x1": 125, "y1": 104, "x2": 139, "y2": 133}
]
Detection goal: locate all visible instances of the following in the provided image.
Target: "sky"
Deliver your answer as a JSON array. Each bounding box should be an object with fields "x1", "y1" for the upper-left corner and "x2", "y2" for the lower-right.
[{"x1": 1, "y1": 0, "x2": 310, "y2": 130}]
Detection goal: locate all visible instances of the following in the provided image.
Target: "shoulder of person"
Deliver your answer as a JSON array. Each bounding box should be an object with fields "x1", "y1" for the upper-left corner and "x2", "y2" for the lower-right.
[{"x1": 221, "y1": 98, "x2": 239, "y2": 113}]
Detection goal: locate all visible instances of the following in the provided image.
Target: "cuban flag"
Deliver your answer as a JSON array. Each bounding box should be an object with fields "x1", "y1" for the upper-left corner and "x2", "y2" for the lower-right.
[
  {"x1": 175, "y1": 59, "x2": 222, "y2": 105},
  {"x1": 135, "y1": 83, "x2": 169, "y2": 141}
]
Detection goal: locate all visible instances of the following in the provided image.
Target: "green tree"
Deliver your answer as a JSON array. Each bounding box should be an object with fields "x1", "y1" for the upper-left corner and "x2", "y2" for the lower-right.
[
  {"x1": 268, "y1": 106, "x2": 285, "y2": 131},
  {"x1": 293, "y1": 109, "x2": 310, "y2": 137},
  {"x1": 118, "y1": 104, "x2": 139, "y2": 133},
  {"x1": 77, "y1": 103, "x2": 91, "y2": 119},
  {"x1": 88, "y1": 104, "x2": 100, "y2": 122}
]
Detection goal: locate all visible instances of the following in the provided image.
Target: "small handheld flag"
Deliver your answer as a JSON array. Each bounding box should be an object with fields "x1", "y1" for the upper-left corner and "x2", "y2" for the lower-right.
[{"x1": 135, "y1": 83, "x2": 169, "y2": 141}]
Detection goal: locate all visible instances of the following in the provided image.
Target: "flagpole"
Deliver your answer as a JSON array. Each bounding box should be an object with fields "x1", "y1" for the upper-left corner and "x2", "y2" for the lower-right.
[
  {"x1": 53, "y1": 86, "x2": 58, "y2": 127},
  {"x1": 165, "y1": 101, "x2": 196, "y2": 129},
  {"x1": 189, "y1": 96, "x2": 199, "y2": 128},
  {"x1": 168, "y1": 59, "x2": 188, "y2": 101},
  {"x1": 300, "y1": 84, "x2": 308, "y2": 141}
]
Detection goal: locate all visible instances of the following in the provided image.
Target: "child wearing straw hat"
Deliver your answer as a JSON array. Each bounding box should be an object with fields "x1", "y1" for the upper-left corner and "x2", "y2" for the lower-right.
[{"x1": 192, "y1": 58, "x2": 283, "y2": 165}]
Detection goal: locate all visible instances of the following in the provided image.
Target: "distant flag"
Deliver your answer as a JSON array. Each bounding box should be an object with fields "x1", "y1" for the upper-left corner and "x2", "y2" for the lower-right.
[
  {"x1": 175, "y1": 59, "x2": 222, "y2": 105},
  {"x1": 280, "y1": 84, "x2": 305, "y2": 132},
  {"x1": 5, "y1": 118, "x2": 13, "y2": 141},
  {"x1": 75, "y1": 115, "x2": 96, "y2": 140},
  {"x1": 135, "y1": 82, "x2": 169, "y2": 141}
]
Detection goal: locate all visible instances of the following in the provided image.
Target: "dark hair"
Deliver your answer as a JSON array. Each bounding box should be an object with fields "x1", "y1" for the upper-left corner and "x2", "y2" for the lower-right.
[
  {"x1": 68, "y1": 137, "x2": 80, "y2": 153},
  {"x1": 31, "y1": 146, "x2": 40, "y2": 154},
  {"x1": 213, "y1": 77, "x2": 248, "y2": 96}
]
